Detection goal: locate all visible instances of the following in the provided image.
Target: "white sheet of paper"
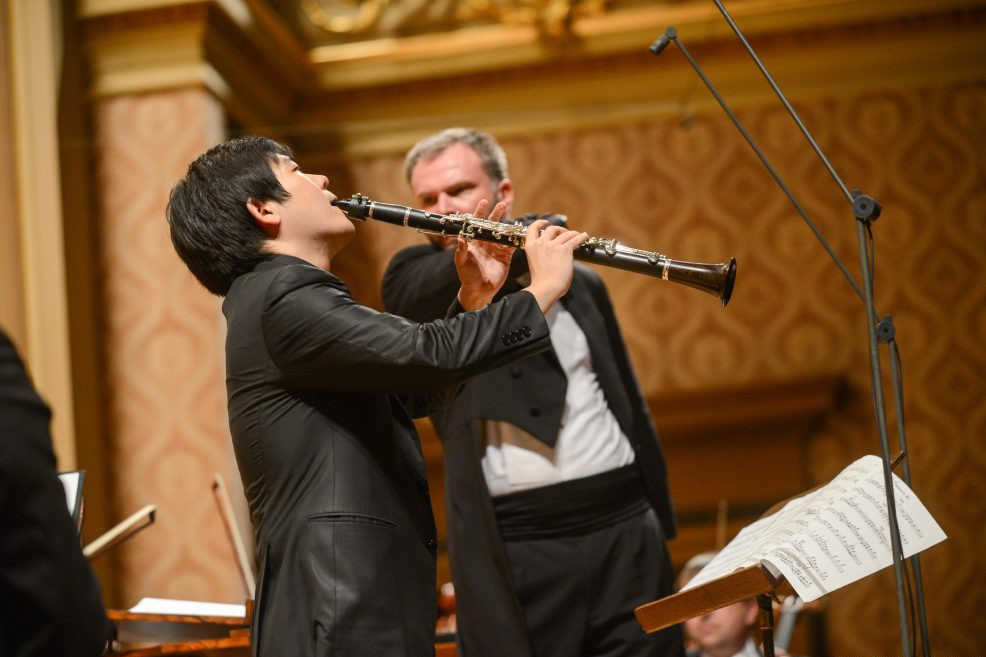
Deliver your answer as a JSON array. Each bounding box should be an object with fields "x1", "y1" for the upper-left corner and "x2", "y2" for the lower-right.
[
  {"x1": 129, "y1": 597, "x2": 246, "y2": 618},
  {"x1": 58, "y1": 471, "x2": 81, "y2": 516}
]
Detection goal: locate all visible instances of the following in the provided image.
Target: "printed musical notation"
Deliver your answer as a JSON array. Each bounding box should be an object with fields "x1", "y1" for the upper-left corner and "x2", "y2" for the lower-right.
[{"x1": 683, "y1": 455, "x2": 946, "y2": 602}]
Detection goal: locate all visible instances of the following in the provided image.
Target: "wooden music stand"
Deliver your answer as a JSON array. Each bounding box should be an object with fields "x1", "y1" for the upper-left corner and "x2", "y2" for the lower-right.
[
  {"x1": 108, "y1": 601, "x2": 252, "y2": 656},
  {"x1": 635, "y1": 562, "x2": 786, "y2": 657},
  {"x1": 106, "y1": 474, "x2": 254, "y2": 656}
]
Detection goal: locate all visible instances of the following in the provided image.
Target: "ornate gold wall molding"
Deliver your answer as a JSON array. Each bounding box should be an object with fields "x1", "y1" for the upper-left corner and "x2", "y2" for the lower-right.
[
  {"x1": 79, "y1": 0, "x2": 986, "y2": 132},
  {"x1": 295, "y1": 3, "x2": 986, "y2": 164},
  {"x1": 81, "y1": 0, "x2": 310, "y2": 127},
  {"x1": 304, "y1": 0, "x2": 986, "y2": 89},
  {"x1": 301, "y1": 0, "x2": 608, "y2": 41}
]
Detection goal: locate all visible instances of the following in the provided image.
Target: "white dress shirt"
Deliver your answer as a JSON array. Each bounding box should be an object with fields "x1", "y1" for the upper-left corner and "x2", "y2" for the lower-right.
[{"x1": 481, "y1": 302, "x2": 635, "y2": 497}]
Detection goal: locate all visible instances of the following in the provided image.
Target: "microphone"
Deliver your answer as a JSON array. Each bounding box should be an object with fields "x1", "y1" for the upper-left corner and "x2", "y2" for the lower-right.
[{"x1": 649, "y1": 27, "x2": 676, "y2": 56}]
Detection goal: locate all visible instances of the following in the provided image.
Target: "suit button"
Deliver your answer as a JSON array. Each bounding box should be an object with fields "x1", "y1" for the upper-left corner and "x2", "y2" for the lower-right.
[
  {"x1": 529, "y1": 407, "x2": 541, "y2": 418},
  {"x1": 523, "y1": 326, "x2": 532, "y2": 337},
  {"x1": 417, "y1": 480, "x2": 429, "y2": 492},
  {"x1": 501, "y1": 334, "x2": 510, "y2": 345},
  {"x1": 427, "y1": 538, "x2": 438, "y2": 554},
  {"x1": 510, "y1": 366, "x2": 522, "y2": 379}
]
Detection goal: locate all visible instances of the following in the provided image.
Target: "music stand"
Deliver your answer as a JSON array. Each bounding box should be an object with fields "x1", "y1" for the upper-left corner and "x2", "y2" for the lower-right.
[
  {"x1": 107, "y1": 599, "x2": 251, "y2": 657},
  {"x1": 648, "y1": 4, "x2": 934, "y2": 652}
]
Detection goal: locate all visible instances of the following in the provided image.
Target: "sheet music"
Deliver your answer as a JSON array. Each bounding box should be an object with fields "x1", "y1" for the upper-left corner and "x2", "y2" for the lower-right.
[
  {"x1": 58, "y1": 470, "x2": 85, "y2": 532},
  {"x1": 683, "y1": 455, "x2": 946, "y2": 602}
]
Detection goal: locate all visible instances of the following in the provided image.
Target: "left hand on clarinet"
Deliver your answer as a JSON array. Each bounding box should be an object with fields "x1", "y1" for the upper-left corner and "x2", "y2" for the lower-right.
[{"x1": 455, "y1": 199, "x2": 515, "y2": 310}]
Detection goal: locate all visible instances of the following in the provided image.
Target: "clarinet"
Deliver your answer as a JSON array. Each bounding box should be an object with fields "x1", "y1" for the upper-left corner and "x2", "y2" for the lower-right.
[{"x1": 333, "y1": 194, "x2": 737, "y2": 306}]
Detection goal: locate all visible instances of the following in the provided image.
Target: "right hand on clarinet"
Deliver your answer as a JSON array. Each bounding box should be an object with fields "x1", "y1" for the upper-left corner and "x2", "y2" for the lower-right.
[{"x1": 522, "y1": 219, "x2": 588, "y2": 313}]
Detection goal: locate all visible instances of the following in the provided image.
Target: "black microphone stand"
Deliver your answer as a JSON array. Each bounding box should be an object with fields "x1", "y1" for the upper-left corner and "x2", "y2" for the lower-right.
[{"x1": 649, "y1": 3, "x2": 931, "y2": 655}]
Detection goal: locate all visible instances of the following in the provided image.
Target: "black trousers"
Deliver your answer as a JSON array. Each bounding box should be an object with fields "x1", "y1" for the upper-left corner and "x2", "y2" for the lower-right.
[{"x1": 501, "y1": 507, "x2": 685, "y2": 657}]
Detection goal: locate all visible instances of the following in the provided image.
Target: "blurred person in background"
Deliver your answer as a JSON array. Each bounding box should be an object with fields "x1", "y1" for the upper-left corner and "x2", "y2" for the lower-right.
[{"x1": 0, "y1": 328, "x2": 111, "y2": 657}]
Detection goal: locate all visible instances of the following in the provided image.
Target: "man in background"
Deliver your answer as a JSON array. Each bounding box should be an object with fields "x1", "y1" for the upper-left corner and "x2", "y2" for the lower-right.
[
  {"x1": 0, "y1": 328, "x2": 111, "y2": 656},
  {"x1": 382, "y1": 127, "x2": 683, "y2": 657},
  {"x1": 678, "y1": 552, "x2": 793, "y2": 657}
]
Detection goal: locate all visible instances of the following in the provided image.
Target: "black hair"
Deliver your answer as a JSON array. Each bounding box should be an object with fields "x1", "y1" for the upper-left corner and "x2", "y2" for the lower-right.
[{"x1": 166, "y1": 136, "x2": 293, "y2": 295}]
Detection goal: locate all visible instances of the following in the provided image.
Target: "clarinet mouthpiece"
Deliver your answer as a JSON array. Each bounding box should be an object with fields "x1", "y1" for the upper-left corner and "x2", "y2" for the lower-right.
[{"x1": 332, "y1": 194, "x2": 370, "y2": 220}]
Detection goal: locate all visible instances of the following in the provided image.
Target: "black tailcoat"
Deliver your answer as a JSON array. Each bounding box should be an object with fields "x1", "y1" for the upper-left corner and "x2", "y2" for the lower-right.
[
  {"x1": 0, "y1": 330, "x2": 110, "y2": 657},
  {"x1": 383, "y1": 245, "x2": 676, "y2": 657},
  {"x1": 223, "y1": 255, "x2": 551, "y2": 657}
]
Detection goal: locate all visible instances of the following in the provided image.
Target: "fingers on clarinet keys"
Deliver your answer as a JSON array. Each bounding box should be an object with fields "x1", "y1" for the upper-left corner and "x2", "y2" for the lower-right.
[{"x1": 517, "y1": 212, "x2": 568, "y2": 230}]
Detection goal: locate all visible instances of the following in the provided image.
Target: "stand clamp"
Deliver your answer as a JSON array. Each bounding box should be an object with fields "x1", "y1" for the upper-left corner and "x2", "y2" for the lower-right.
[
  {"x1": 852, "y1": 189, "x2": 882, "y2": 225},
  {"x1": 876, "y1": 316, "x2": 896, "y2": 343}
]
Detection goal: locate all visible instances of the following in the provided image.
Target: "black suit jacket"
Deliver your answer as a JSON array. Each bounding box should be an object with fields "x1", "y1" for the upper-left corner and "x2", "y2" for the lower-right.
[
  {"x1": 0, "y1": 330, "x2": 110, "y2": 657},
  {"x1": 382, "y1": 244, "x2": 676, "y2": 657},
  {"x1": 222, "y1": 255, "x2": 551, "y2": 657}
]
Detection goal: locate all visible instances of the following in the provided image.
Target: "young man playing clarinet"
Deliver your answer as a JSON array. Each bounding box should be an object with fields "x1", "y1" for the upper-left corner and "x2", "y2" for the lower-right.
[{"x1": 166, "y1": 135, "x2": 587, "y2": 657}]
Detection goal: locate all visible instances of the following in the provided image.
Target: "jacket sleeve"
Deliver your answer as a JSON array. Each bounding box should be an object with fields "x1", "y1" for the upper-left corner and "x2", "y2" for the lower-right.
[
  {"x1": 261, "y1": 265, "x2": 550, "y2": 396},
  {"x1": 381, "y1": 244, "x2": 461, "y2": 322}
]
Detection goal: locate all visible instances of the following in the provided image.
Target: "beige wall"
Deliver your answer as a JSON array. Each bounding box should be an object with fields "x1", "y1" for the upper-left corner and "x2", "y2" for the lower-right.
[
  {"x1": 2, "y1": 0, "x2": 76, "y2": 467},
  {"x1": 89, "y1": 87, "x2": 250, "y2": 604},
  {"x1": 0, "y1": 1, "x2": 27, "y2": 345}
]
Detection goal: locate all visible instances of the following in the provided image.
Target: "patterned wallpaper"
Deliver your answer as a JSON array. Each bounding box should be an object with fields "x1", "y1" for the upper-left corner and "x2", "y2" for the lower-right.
[
  {"x1": 92, "y1": 88, "x2": 248, "y2": 606},
  {"x1": 326, "y1": 80, "x2": 986, "y2": 655}
]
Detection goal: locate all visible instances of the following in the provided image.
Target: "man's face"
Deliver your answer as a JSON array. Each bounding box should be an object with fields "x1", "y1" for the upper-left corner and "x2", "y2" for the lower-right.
[
  {"x1": 684, "y1": 599, "x2": 758, "y2": 656},
  {"x1": 409, "y1": 142, "x2": 514, "y2": 248},
  {"x1": 269, "y1": 154, "x2": 355, "y2": 256}
]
